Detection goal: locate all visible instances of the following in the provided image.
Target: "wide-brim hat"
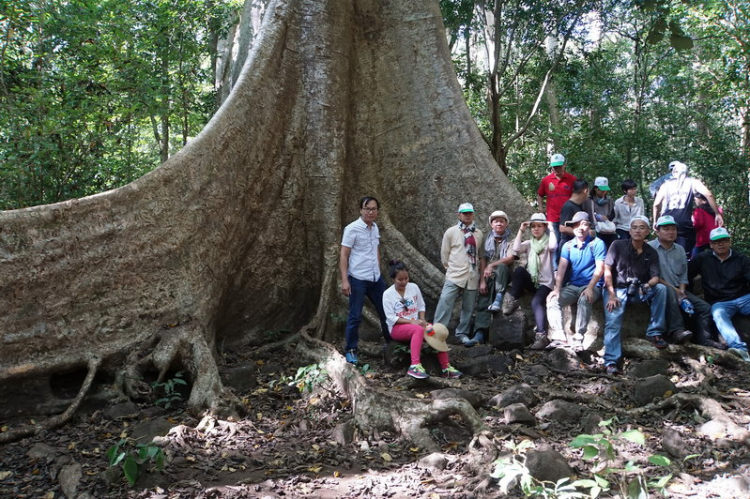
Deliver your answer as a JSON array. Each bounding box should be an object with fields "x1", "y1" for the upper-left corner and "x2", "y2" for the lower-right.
[
  {"x1": 564, "y1": 211, "x2": 590, "y2": 226},
  {"x1": 489, "y1": 210, "x2": 509, "y2": 225},
  {"x1": 527, "y1": 213, "x2": 547, "y2": 224},
  {"x1": 424, "y1": 323, "x2": 450, "y2": 352}
]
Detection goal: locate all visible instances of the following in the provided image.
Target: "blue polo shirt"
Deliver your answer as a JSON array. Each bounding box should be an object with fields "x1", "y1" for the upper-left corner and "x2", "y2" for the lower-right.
[{"x1": 561, "y1": 235, "x2": 606, "y2": 287}]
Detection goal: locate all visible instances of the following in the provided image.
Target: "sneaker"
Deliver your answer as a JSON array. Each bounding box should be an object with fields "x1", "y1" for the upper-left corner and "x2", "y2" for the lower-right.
[
  {"x1": 455, "y1": 334, "x2": 472, "y2": 345},
  {"x1": 502, "y1": 295, "x2": 520, "y2": 315},
  {"x1": 648, "y1": 335, "x2": 668, "y2": 349},
  {"x1": 472, "y1": 331, "x2": 485, "y2": 345},
  {"x1": 605, "y1": 364, "x2": 621, "y2": 375},
  {"x1": 671, "y1": 330, "x2": 693, "y2": 344},
  {"x1": 545, "y1": 339, "x2": 568, "y2": 351},
  {"x1": 345, "y1": 349, "x2": 358, "y2": 365},
  {"x1": 407, "y1": 363, "x2": 429, "y2": 379},
  {"x1": 442, "y1": 365, "x2": 462, "y2": 379},
  {"x1": 728, "y1": 348, "x2": 750, "y2": 362},
  {"x1": 529, "y1": 333, "x2": 549, "y2": 350}
]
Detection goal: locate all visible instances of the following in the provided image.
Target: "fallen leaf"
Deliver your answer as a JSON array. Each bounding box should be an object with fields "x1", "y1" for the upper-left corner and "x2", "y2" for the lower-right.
[
  {"x1": 333, "y1": 470, "x2": 341, "y2": 477},
  {"x1": 381, "y1": 453, "x2": 392, "y2": 462},
  {"x1": 0, "y1": 471, "x2": 11, "y2": 480},
  {"x1": 1, "y1": 426, "x2": 8, "y2": 432}
]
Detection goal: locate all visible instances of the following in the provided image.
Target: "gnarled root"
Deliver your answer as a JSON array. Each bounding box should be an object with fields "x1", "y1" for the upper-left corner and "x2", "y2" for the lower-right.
[
  {"x1": 293, "y1": 328, "x2": 486, "y2": 453},
  {"x1": 0, "y1": 356, "x2": 101, "y2": 445}
]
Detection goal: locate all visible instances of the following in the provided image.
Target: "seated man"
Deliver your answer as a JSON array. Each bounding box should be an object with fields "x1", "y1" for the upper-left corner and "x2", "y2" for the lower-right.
[
  {"x1": 473, "y1": 210, "x2": 515, "y2": 345},
  {"x1": 545, "y1": 212, "x2": 605, "y2": 351},
  {"x1": 603, "y1": 216, "x2": 668, "y2": 374},
  {"x1": 648, "y1": 215, "x2": 725, "y2": 349},
  {"x1": 689, "y1": 227, "x2": 750, "y2": 362}
]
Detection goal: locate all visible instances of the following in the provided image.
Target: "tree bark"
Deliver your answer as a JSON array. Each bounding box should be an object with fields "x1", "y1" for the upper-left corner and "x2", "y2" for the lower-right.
[{"x1": 0, "y1": 0, "x2": 531, "y2": 427}]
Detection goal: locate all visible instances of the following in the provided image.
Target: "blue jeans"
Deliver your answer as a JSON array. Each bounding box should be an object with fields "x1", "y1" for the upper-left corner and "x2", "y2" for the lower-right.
[
  {"x1": 345, "y1": 275, "x2": 389, "y2": 351},
  {"x1": 603, "y1": 283, "x2": 667, "y2": 366},
  {"x1": 552, "y1": 222, "x2": 561, "y2": 271},
  {"x1": 434, "y1": 279, "x2": 477, "y2": 337},
  {"x1": 711, "y1": 294, "x2": 750, "y2": 351}
]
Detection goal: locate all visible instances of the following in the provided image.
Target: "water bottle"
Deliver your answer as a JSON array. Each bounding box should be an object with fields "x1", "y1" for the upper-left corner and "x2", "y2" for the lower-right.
[{"x1": 680, "y1": 298, "x2": 694, "y2": 315}]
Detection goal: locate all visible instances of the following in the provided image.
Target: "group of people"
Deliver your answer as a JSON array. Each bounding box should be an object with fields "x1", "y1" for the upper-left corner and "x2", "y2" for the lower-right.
[{"x1": 338, "y1": 156, "x2": 749, "y2": 379}]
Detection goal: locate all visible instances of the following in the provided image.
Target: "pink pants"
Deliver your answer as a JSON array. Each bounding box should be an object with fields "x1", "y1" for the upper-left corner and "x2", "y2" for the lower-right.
[{"x1": 390, "y1": 323, "x2": 449, "y2": 368}]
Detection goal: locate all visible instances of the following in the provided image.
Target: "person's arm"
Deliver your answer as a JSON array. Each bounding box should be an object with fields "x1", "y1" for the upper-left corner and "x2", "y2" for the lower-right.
[
  {"x1": 693, "y1": 180, "x2": 723, "y2": 227},
  {"x1": 512, "y1": 223, "x2": 528, "y2": 254},
  {"x1": 340, "y1": 246, "x2": 352, "y2": 296},
  {"x1": 479, "y1": 258, "x2": 489, "y2": 294},
  {"x1": 645, "y1": 249, "x2": 661, "y2": 288},
  {"x1": 584, "y1": 260, "x2": 604, "y2": 303},
  {"x1": 440, "y1": 230, "x2": 451, "y2": 269},
  {"x1": 547, "y1": 221, "x2": 558, "y2": 250},
  {"x1": 652, "y1": 187, "x2": 665, "y2": 227},
  {"x1": 549, "y1": 257, "x2": 569, "y2": 300},
  {"x1": 536, "y1": 193, "x2": 545, "y2": 213},
  {"x1": 604, "y1": 263, "x2": 620, "y2": 312}
]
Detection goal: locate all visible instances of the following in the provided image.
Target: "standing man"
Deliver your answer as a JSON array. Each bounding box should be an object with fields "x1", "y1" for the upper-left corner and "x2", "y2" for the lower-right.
[
  {"x1": 602, "y1": 216, "x2": 668, "y2": 374},
  {"x1": 689, "y1": 228, "x2": 750, "y2": 362},
  {"x1": 647, "y1": 216, "x2": 721, "y2": 347},
  {"x1": 652, "y1": 161, "x2": 723, "y2": 257},
  {"x1": 545, "y1": 212, "x2": 605, "y2": 351},
  {"x1": 537, "y1": 153, "x2": 577, "y2": 265},
  {"x1": 339, "y1": 196, "x2": 391, "y2": 364},
  {"x1": 473, "y1": 210, "x2": 514, "y2": 345},
  {"x1": 434, "y1": 203, "x2": 484, "y2": 345}
]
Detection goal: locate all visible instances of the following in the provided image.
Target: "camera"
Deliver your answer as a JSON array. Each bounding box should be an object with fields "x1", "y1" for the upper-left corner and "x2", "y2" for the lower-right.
[{"x1": 626, "y1": 277, "x2": 641, "y2": 298}]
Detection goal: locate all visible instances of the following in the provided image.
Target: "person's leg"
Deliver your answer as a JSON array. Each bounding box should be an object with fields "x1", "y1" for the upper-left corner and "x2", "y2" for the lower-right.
[
  {"x1": 663, "y1": 285, "x2": 687, "y2": 338},
  {"x1": 456, "y1": 287, "x2": 478, "y2": 336},
  {"x1": 504, "y1": 266, "x2": 531, "y2": 314},
  {"x1": 390, "y1": 323, "x2": 425, "y2": 366},
  {"x1": 345, "y1": 276, "x2": 367, "y2": 352},
  {"x1": 547, "y1": 285, "x2": 580, "y2": 341},
  {"x1": 434, "y1": 280, "x2": 460, "y2": 329},
  {"x1": 531, "y1": 285, "x2": 552, "y2": 334},
  {"x1": 574, "y1": 286, "x2": 602, "y2": 337},
  {"x1": 676, "y1": 229, "x2": 696, "y2": 260},
  {"x1": 436, "y1": 351, "x2": 450, "y2": 369},
  {"x1": 474, "y1": 276, "x2": 493, "y2": 332},
  {"x1": 494, "y1": 263, "x2": 511, "y2": 294},
  {"x1": 552, "y1": 222, "x2": 561, "y2": 270},
  {"x1": 686, "y1": 291, "x2": 723, "y2": 346},
  {"x1": 366, "y1": 276, "x2": 391, "y2": 343},
  {"x1": 644, "y1": 283, "x2": 668, "y2": 339},
  {"x1": 712, "y1": 295, "x2": 750, "y2": 350},
  {"x1": 603, "y1": 288, "x2": 628, "y2": 366}
]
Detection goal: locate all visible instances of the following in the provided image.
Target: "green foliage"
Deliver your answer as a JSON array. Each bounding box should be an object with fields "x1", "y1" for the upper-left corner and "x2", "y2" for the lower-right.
[
  {"x1": 290, "y1": 363, "x2": 328, "y2": 393},
  {"x1": 492, "y1": 419, "x2": 674, "y2": 499},
  {"x1": 107, "y1": 439, "x2": 165, "y2": 486},
  {"x1": 151, "y1": 371, "x2": 187, "y2": 409}
]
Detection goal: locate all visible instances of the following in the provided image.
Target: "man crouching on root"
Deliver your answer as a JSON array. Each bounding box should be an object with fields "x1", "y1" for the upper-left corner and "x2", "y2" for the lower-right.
[{"x1": 602, "y1": 215, "x2": 668, "y2": 374}]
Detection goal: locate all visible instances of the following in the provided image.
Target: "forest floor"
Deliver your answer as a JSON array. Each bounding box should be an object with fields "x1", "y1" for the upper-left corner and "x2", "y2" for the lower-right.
[{"x1": 1, "y1": 336, "x2": 749, "y2": 499}]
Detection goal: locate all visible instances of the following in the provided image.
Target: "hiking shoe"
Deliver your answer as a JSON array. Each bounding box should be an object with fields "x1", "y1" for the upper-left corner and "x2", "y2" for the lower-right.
[
  {"x1": 529, "y1": 333, "x2": 549, "y2": 350},
  {"x1": 671, "y1": 330, "x2": 693, "y2": 344},
  {"x1": 648, "y1": 335, "x2": 668, "y2": 349},
  {"x1": 502, "y1": 295, "x2": 520, "y2": 315},
  {"x1": 488, "y1": 294, "x2": 504, "y2": 312},
  {"x1": 545, "y1": 339, "x2": 568, "y2": 351},
  {"x1": 442, "y1": 365, "x2": 462, "y2": 379},
  {"x1": 728, "y1": 348, "x2": 750, "y2": 362},
  {"x1": 407, "y1": 363, "x2": 429, "y2": 379},
  {"x1": 345, "y1": 349, "x2": 358, "y2": 365},
  {"x1": 472, "y1": 331, "x2": 485, "y2": 345},
  {"x1": 605, "y1": 364, "x2": 622, "y2": 375},
  {"x1": 456, "y1": 334, "x2": 472, "y2": 345}
]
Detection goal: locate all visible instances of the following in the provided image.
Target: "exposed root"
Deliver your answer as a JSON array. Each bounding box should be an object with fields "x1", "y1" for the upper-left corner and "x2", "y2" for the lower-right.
[
  {"x1": 0, "y1": 356, "x2": 101, "y2": 445},
  {"x1": 294, "y1": 328, "x2": 487, "y2": 453}
]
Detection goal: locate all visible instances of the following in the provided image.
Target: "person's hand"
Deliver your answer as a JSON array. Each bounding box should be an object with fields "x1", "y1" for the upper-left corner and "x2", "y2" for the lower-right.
[
  {"x1": 715, "y1": 213, "x2": 724, "y2": 227},
  {"x1": 584, "y1": 287, "x2": 596, "y2": 304},
  {"x1": 548, "y1": 289, "x2": 559, "y2": 301},
  {"x1": 606, "y1": 293, "x2": 620, "y2": 312},
  {"x1": 413, "y1": 318, "x2": 427, "y2": 328},
  {"x1": 676, "y1": 289, "x2": 686, "y2": 301},
  {"x1": 483, "y1": 265, "x2": 493, "y2": 278},
  {"x1": 341, "y1": 281, "x2": 351, "y2": 296},
  {"x1": 520, "y1": 221, "x2": 530, "y2": 231},
  {"x1": 547, "y1": 221, "x2": 555, "y2": 230},
  {"x1": 479, "y1": 280, "x2": 488, "y2": 295}
]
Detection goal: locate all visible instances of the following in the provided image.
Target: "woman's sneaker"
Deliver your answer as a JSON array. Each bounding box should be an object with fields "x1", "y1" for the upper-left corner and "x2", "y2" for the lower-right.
[
  {"x1": 407, "y1": 363, "x2": 429, "y2": 379},
  {"x1": 442, "y1": 365, "x2": 462, "y2": 379},
  {"x1": 345, "y1": 350, "x2": 358, "y2": 365}
]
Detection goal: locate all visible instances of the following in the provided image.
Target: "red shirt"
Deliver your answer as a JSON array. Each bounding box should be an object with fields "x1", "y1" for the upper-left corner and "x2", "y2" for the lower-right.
[
  {"x1": 693, "y1": 206, "x2": 721, "y2": 248},
  {"x1": 537, "y1": 172, "x2": 577, "y2": 222}
]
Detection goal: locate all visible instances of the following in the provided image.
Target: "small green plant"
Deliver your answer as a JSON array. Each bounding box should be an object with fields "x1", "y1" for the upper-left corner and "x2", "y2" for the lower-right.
[
  {"x1": 152, "y1": 371, "x2": 187, "y2": 408},
  {"x1": 290, "y1": 363, "x2": 328, "y2": 393},
  {"x1": 107, "y1": 439, "x2": 165, "y2": 486}
]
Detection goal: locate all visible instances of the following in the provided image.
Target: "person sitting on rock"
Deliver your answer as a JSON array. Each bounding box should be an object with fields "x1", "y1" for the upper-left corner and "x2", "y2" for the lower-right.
[
  {"x1": 648, "y1": 215, "x2": 725, "y2": 349},
  {"x1": 545, "y1": 212, "x2": 605, "y2": 351},
  {"x1": 502, "y1": 214, "x2": 557, "y2": 349},
  {"x1": 382, "y1": 260, "x2": 462, "y2": 379},
  {"x1": 602, "y1": 216, "x2": 668, "y2": 374},
  {"x1": 433, "y1": 203, "x2": 484, "y2": 346},
  {"x1": 688, "y1": 228, "x2": 750, "y2": 363},
  {"x1": 472, "y1": 210, "x2": 515, "y2": 346}
]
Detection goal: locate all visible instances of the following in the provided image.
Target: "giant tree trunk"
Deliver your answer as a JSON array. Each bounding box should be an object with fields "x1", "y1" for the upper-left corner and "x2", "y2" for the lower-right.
[{"x1": 0, "y1": 0, "x2": 531, "y2": 426}]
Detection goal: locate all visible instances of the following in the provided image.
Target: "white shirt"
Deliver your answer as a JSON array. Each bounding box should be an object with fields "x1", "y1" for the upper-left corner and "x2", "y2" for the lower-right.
[
  {"x1": 341, "y1": 218, "x2": 381, "y2": 281},
  {"x1": 382, "y1": 282, "x2": 425, "y2": 333}
]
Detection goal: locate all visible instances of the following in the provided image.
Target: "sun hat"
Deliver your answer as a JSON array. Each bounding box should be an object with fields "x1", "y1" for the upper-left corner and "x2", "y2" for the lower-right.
[
  {"x1": 564, "y1": 211, "x2": 590, "y2": 226},
  {"x1": 488, "y1": 210, "x2": 509, "y2": 225},
  {"x1": 656, "y1": 215, "x2": 677, "y2": 227},
  {"x1": 594, "y1": 177, "x2": 610, "y2": 191},
  {"x1": 630, "y1": 215, "x2": 650, "y2": 227},
  {"x1": 527, "y1": 213, "x2": 548, "y2": 224},
  {"x1": 710, "y1": 227, "x2": 730, "y2": 241},
  {"x1": 424, "y1": 323, "x2": 450, "y2": 352},
  {"x1": 550, "y1": 154, "x2": 565, "y2": 167},
  {"x1": 457, "y1": 203, "x2": 475, "y2": 213}
]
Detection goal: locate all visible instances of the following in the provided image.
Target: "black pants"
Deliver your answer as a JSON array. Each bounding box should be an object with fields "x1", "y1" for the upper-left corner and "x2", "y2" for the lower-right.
[{"x1": 509, "y1": 266, "x2": 552, "y2": 334}]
